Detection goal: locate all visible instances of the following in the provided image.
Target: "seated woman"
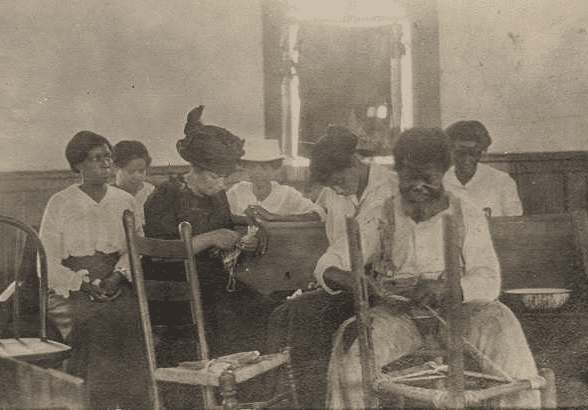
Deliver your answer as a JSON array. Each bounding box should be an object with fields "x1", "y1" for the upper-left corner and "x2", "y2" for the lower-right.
[
  {"x1": 40, "y1": 130, "x2": 151, "y2": 410},
  {"x1": 264, "y1": 126, "x2": 397, "y2": 409},
  {"x1": 227, "y1": 138, "x2": 325, "y2": 223},
  {"x1": 143, "y1": 105, "x2": 264, "y2": 360},
  {"x1": 112, "y1": 139, "x2": 155, "y2": 228}
]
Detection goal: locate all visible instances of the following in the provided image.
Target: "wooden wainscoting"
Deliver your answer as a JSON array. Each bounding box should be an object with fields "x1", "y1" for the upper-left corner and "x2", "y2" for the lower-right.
[
  {"x1": 0, "y1": 165, "x2": 190, "y2": 228},
  {"x1": 1, "y1": 150, "x2": 587, "y2": 228},
  {"x1": 482, "y1": 151, "x2": 588, "y2": 215}
]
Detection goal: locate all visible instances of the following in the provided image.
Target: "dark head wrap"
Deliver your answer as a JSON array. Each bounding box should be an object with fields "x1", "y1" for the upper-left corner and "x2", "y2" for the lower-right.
[
  {"x1": 309, "y1": 126, "x2": 359, "y2": 185},
  {"x1": 444, "y1": 120, "x2": 491, "y2": 150},
  {"x1": 393, "y1": 127, "x2": 452, "y2": 174},
  {"x1": 176, "y1": 105, "x2": 245, "y2": 175}
]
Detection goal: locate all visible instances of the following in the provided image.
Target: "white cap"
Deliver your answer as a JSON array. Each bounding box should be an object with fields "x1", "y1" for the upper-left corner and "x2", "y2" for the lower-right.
[{"x1": 242, "y1": 138, "x2": 285, "y2": 162}]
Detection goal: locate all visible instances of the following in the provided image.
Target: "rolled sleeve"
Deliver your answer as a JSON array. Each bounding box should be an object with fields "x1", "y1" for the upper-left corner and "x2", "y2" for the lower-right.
[{"x1": 313, "y1": 252, "x2": 346, "y2": 295}]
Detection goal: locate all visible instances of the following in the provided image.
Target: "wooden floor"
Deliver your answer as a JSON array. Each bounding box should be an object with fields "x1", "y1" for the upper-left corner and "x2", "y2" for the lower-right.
[
  {"x1": 5, "y1": 289, "x2": 588, "y2": 409},
  {"x1": 519, "y1": 310, "x2": 588, "y2": 408},
  {"x1": 157, "y1": 294, "x2": 588, "y2": 409}
]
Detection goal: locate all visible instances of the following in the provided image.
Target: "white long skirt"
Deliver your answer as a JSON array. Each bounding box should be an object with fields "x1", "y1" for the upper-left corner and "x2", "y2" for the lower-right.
[{"x1": 326, "y1": 300, "x2": 541, "y2": 409}]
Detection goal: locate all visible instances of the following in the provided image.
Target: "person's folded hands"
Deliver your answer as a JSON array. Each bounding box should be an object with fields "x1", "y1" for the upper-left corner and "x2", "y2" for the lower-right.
[
  {"x1": 100, "y1": 269, "x2": 126, "y2": 297},
  {"x1": 80, "y1": 279, "x2": 107, "y2": 301}
]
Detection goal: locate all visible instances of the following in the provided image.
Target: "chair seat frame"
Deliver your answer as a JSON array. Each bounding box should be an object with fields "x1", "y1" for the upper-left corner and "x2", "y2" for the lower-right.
[
  {"x1": 345, "y1": 206, "x2": 557, "y2": 409},
  {"x1": 123, "y1": 209, "x2": 299, "y2": 410},
  {"x1": 0, "y1": 215, "x2": 71, "y2": 367}
]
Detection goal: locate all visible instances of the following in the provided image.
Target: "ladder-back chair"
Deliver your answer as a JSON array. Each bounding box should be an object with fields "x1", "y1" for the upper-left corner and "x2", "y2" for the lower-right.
[
  {"x1": 0, "y1": 215, "x2": 71, "y2": 367},
  {"x1": 345, "y1": 207, "x2": 557, "y2": 408},
  {"x1": 123, "y1": 209, "x2": 299, "y2": 410}
]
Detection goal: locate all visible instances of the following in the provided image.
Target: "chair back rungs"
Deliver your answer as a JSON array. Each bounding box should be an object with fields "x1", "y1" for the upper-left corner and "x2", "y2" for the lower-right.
[
  {"x1": 344, "y1": 202, "x2": 558, "y2": 409},
  {"x1": 0, "y1": 215, "x2": 71, "y2": 369},
  {"x1": 124, "y1": 209, "x2": 300, "y2": 410},
  {"x1": 123, "y1": 210, "x2": 214, "y2": 409},
  {"x1": 144, "y1": 280, "x2": 196, "y2": 302},
  {"x1": 0, "y1": 215, "x2": 49, "y2": 341}
]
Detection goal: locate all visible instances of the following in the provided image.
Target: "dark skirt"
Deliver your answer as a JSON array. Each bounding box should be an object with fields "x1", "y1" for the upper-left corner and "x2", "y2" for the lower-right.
[
  {"x1": 66, "y1": 286, "x2": 152, "y2": 410},
  {"x1": 62, "y1": 253, "x2": 152, "y2": 410},
  {"x1": 263, "y1": 289, "x2": 355, "y2": 409},
  {"x1": 141, "y1": 258, "x2": 271, "y2": 361}
]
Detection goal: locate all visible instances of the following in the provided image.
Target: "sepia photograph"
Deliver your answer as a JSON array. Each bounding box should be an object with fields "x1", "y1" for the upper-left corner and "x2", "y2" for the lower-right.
[{"x1": 0, "y1": 0, "x2": 587, "y2": 408}]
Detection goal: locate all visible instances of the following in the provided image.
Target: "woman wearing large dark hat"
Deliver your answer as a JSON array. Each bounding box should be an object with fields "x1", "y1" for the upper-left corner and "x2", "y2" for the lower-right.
[{"x1": 143, "y1": 106, "x2": 262, "y2": 361}]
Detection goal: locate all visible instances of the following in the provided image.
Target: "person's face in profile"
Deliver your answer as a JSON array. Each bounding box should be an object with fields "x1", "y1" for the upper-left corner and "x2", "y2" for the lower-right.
[
  {"x1": 397, "y1": 163, "x2": 445, "y2": 204},
  {"x1": 77, "y1": 144, "x2": 113, "y2": 185},
  {"x1": 452, "y1": 140, "x2": 485, "y2": 182},
  {"x1": 326, "y1": 165, "x2": 361, "y2": 197},
  {"x1": 187, "y1": 169, "x2": 227, "y2": 197},
  {"x1": 117, "y1": 158, "x2": 148, "y2": 193}
]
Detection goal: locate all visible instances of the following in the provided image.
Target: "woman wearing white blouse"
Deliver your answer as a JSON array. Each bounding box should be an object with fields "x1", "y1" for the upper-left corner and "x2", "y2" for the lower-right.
[{"x1": 39, "y1": 130, "x2": 150, "y2": 410}]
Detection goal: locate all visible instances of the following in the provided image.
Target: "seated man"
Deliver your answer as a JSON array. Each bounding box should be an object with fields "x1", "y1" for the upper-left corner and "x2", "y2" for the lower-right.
[
  {"x1": 263, "y1": 126, "x2": 397, "y2": 409},
  {"x1": 324, "y1": 127, "x2": 539, "y2": 409},
  {"x1": 227, "y1": 138, "x2": 325, "y2": 223},
  {"x1": 443, "y1": 120, "x2": 523, "y2": 217}
]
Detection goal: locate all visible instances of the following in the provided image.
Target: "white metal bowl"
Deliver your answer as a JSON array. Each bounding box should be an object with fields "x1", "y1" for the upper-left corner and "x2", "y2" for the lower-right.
[{"x1": 503, "y1": 288, "x2": 571, "y2": 311}]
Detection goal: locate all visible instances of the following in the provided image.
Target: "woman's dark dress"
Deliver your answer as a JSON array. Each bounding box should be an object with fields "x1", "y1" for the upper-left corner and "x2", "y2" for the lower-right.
[{"x1": 143, "y1": 175, "x2": 261, "y2": 360}]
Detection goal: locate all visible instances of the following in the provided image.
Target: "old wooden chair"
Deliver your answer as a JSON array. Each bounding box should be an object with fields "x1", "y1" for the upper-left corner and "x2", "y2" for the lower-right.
[
  {"x1": 0, "y1": 215, "x2": 71, "y2": 368},
  {"x1": 123, "y1": 209, "x2": 299, "y2": 410},
  {"x1": 345, "y1": 206, "x2": 557, "y2": 408}
]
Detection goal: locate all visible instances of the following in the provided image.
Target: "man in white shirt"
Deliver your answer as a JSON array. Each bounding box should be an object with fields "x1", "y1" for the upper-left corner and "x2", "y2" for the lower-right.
[
  {"x1": 325, "y1": 127, "x2": 539, "y2": 409},
  {"x1": 443, "y1": 120, "x2": 523, "y2": 217},
  {"x1": 227, "y1": 138, "x2": 325, "y2": 222},
  {"x1": 264, "y1": 126, "x2": 396, "y2": 408}
]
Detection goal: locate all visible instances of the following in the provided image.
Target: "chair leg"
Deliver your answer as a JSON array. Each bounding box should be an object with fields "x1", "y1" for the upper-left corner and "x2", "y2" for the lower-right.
[
  {"x1": 201, "y1": 385, "x2": 216, "y2": 410},
  {"x1": 220, "y1": 370, "x2": 238, "y2": 410},
  {"x1": 283, "y1": 347, "x2": 301, "y2": 409},
  {"x1": 539, "y1": 368, "x2": 557, "y2": 409}
]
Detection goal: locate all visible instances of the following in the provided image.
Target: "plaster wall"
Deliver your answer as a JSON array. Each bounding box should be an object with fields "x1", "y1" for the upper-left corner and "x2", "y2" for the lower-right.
[
  {"x1": 438, "y1": 0, "x2": 588, "y2": 153},
  {"x1": 0, "y1": 0, "x2": 265, "y2": 172}
]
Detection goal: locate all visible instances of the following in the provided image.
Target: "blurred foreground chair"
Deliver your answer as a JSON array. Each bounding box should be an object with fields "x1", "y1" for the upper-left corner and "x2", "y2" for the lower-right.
[
  {"x1": 123, "y1": 209, "x2": 300, "y2": 410},
  {"x1": 345, "y1": 208, "x2": 557, "y2": 409},
  {"x1": 0, "y1": 215, "x2": 71, "y2": 368},
  {"x1": 0, "y1": 354, "x2": 88, "y2": 409}
]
